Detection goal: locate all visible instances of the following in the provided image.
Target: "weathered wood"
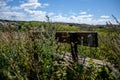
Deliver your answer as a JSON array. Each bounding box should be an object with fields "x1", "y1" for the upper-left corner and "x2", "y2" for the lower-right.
[{"x1": 55, "y1": 31, "x2": 98, "y2": 47}]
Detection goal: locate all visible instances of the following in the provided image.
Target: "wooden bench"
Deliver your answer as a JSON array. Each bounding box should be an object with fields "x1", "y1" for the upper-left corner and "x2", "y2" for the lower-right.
[{"x1": 55, "y1": 31, "x2": 98, "y2": 61}]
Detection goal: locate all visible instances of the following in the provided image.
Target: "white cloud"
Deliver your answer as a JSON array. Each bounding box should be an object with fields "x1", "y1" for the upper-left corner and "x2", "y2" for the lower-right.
[
  {"x1": 0, "y1": 12, "x2": 25, "y2": 20},
  {"x1": 0, "y1": 1, "x2": 7, "y2": 7},
  {"x1": 24, "y1": 9, "x2": 33, "y2": 14},
  {"x1": 52, "y1": 15, "x2": 66, "y2": 22},
  {"x1": 24, "y1": 9, "x2": 47, "y2": 21},
  {"x1": 20, "y1": 0, "x2": 41, "y2": 10},
  {"x1": 50, "y1": 14, "x2": 114, "y2": 25},
  {"x1": 20, "y1": 3, "x2": 41, "y2": 9},
  {"x1": 80, "y1": 11, "x2": 87, "y2": 15},
  {"x1": 11, "y1": 6, "x2": 21, "y2": 10},
  {"x1": 78, "y1": 14, "x2": 93, "y2": 18},
  {"x1": 51, "y1": 14, "x2": 93, "y2": 24},
  {"x1": 93, "y1": 19, "x2": 107, "y2": 25},
  {"x1": 0, "y1": 1, "x2": 11, "y2": 11},
  {"x1": 28, "y1": 0, "x2": 38, "y2": 3},
  {"x1": 30, "y1": 12, "x2": 46, "y2": 21},
  {"x1": 42, "y1": 3, "x2": 49, "y2": 8},
  {"x1": 48, "y1": 12, "x2": 54, "y2": 17},
  {"x1": 100, "y1": 15, "x2": 110, "y2": 19},
  {"x1": 0, "y1": 0, "x2": 49, "y2": 21},
  {"x1": 20, "y1": 0, "x2": 49, "y2": 10}
]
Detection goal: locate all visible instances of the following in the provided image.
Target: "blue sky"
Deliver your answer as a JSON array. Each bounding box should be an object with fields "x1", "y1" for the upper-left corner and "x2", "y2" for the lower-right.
[{"x1": 0, "y1": 0, "x2": 120, "y2": 25}]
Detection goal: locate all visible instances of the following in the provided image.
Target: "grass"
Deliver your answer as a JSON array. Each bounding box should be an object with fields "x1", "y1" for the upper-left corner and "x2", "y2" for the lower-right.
[{"x1": 0, "y1": 20, "x2": 120, "y2": 80}]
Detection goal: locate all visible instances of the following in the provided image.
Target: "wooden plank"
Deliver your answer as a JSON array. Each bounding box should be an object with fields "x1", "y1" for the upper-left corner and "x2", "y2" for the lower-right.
[{"x1": 55, "y1": 31, "x2": 98, "y2": 47}]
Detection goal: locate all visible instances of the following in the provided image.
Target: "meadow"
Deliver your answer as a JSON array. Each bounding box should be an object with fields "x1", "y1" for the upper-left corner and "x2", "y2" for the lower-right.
[{"x1": 0, "y1": 20, "x2": 120, "y2": 80}]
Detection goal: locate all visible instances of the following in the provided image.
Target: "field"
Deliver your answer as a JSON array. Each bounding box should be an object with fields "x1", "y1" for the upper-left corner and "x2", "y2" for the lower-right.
[{"x1": 0, "y1": 20, "x2": 120, "y2": 80}]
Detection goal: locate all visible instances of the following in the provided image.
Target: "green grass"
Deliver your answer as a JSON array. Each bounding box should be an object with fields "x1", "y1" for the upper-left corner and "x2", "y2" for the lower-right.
[{"x1": 0, "y1": 21, "x2": 120, "y2": 80}]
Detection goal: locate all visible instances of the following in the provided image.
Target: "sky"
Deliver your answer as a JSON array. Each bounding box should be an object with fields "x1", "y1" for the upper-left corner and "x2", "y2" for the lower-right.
[{"x1": 0, "y1": 0, "x2": 120, "y2": 25}]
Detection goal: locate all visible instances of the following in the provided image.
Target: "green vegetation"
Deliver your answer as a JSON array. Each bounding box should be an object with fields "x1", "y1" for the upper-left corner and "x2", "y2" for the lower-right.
[{"x1": 0, "y1": 20, "x2": 120, "y2": 80}]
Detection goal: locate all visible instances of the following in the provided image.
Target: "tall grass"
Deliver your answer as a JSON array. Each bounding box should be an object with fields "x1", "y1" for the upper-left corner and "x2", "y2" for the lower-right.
[{"x1": 0, "y1": 20, "x2": 119, "y2": 79}]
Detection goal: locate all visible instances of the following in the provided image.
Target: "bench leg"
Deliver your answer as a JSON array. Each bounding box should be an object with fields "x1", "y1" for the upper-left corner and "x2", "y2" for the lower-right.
[{"x1": 71, "y1": 43, "x2": 78, "y2": 62}]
